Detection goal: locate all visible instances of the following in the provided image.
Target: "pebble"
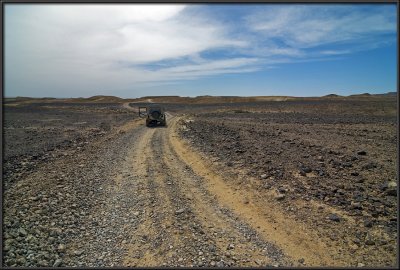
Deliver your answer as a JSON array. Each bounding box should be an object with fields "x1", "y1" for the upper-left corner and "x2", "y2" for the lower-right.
[
  {"x1": 365, "y1": 239, "x2": 375, "y2": 246},
  {"x1": 357, "y1": 151, "x2": 367, "y2": 155},
  {"x1": 328, "y1": 213, "x2": 340, "y2": 222},
  {"x1": 364, "y1": 219, "x2": 373, "y2": 228},
  {"x1": 216, "y1": 261, "x2": 224, "y2": 267},
  {"x1": 385, "y1": 189, "x2": 397, "y2": 196},
  {"x1": 74, "y1": 250, "x2": 84, "y2": 256},
  {"x1": 260, "y1": 174, "x2": 268, "y2": 179},
  {"x1": 57, "y1": 244, "x2": 66, "y2": 252},
  {"x1": 387, "y1": 181, "x2": 397, "y2": 189},
  {"x1": 18, "y1": 228, "x2": 28, "y2": 236},
  {"x1": 53, "y1": 259, "x2": 62, "y2": 267},
  {"x1": 16, "y1": 257, "x2": 26, "y2": 265},
  {"x1": 175, "y1": 209, "x2": 185, "y2": 214}
]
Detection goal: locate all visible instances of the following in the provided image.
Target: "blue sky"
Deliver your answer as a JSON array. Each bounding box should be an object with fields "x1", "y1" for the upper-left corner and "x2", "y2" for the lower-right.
[{"x1": 4, "y1": 4, "x2": 397, "y2": 98}]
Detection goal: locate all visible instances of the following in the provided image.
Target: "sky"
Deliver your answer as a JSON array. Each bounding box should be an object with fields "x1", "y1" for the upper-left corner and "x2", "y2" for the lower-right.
[{"x1": 4, "y1": 4, "x2": 397, "y2": 98}]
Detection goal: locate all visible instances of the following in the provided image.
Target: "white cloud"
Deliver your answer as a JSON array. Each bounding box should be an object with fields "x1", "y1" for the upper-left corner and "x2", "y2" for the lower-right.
[
  {"x1": 247, "y1": 5, "x2": 396, "y2": 49},
  {"x1": 5, "y1": 4, "x2": 256, "y2": 97},
  {"x1": 4, "y1": 4, "x2": 397, "y2": 97}
]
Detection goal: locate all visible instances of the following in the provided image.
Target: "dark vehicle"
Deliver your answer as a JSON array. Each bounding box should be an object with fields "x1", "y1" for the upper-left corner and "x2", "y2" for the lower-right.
[{"x1": 139, "y1": 106, "x2": 167, "y2": 127}]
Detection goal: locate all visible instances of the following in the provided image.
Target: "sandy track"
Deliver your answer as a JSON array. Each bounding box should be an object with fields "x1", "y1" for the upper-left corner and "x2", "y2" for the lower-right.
[
  {"x1": 88, "y1": 114, "x2": 340, "y2": 267},
  {"x1": 118, "y1": 118, "x2": 289, "y2": 267}
]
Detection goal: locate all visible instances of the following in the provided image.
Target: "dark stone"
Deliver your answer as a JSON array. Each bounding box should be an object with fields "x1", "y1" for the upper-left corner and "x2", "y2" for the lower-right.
[
  {"x1": 385, "y1": 189, "x2": 397, "y2": 197},
  {"x1": 362, "y1": 162, "x2": 377, "y2": 170},
  {"x1": 277, "y1": 187, "x2": 287, "y2": 193},
  {"x1": 357, "y1": 151, "x2": 367, "y2": 155},
  {"x1": 380, "y1": 182, "x2": 389, "y2": 191},
  {"x1": 351, "y1": 202, "x2": 362, "y2": 210},
  {"x1": 328, "y1": 213, "x2": 340, "y2": 222},
  {"x1": 365, "y1": 239, "x2": 375, "y2": 245},
  {"x1": 364, "y1": 219, "x2": 373, "y2": 228},
  {"x1": 342, "y1": 162, "x2": 352, "y2": 168}
]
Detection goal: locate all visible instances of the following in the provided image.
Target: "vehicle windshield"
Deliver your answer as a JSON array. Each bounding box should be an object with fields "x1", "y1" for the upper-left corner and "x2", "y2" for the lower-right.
[{"x1": 149, "y1": 107, "x2": 163, "y2": 113}]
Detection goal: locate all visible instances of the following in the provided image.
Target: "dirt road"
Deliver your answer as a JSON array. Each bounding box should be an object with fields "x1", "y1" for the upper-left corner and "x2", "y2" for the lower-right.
[
  {"x1": 87, "y1": 114, "x2": 294, "y2": 267},
  {"x1": 77, "y1": 113, "x2": 337, "y2": 267}
]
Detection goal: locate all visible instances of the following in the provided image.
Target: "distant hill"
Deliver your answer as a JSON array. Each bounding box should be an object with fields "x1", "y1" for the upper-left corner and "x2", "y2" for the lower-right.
[
  {"x1": 4, "y1": 91, "x2": 396, "y2": 105},
  {"x1": 376, "y1": 92, "x2": 397, "y2": 96},
  {"x1": 348, "y1": 92, "x2": 397, "y2": 98},
  {"x1": 349, "y1": 93, "x2": 371, "y2": 97},
  {"x1": 85, "y1": 95, "x2": 124, "y2": 102},
  {"x1": 324, "y1": 94, "x2": 342, "y2": 98}
]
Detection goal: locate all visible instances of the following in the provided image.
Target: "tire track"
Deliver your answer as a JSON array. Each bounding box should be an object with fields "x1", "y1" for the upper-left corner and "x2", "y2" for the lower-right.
[
  {"x1": 161, "y1": 118, "x2": 291, "y2": 267},
  {"x1": 169, "y1": 116, "x2": 338, "y2": 266},
  {"x1": 119, "y1": 116, "x2": 291, "y2": 267}
]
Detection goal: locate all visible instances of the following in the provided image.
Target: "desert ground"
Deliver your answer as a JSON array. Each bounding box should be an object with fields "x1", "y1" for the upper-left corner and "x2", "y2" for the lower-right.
[{"x1": 2, "y1": 94, "x2": 398, "y2": 267}]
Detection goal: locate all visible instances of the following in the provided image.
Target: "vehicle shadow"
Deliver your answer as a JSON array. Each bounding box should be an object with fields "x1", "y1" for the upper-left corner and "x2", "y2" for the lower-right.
[{"x1": 146, "y1": 125, "x2": 168, "y2": 128}]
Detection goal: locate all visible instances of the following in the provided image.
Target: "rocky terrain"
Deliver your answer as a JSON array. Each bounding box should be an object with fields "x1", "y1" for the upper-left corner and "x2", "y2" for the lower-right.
[
  {"x1": 2, "y1": 95, "x2": 398, "y2": 267},
  {"x1": 178, "y1": 97, "x2": 398, "y2": 267}
]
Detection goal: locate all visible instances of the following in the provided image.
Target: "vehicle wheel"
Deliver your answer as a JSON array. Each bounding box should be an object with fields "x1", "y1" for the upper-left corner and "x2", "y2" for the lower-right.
[{"x1": 151, "y1": 111, "x2": 160, "y2": 118}]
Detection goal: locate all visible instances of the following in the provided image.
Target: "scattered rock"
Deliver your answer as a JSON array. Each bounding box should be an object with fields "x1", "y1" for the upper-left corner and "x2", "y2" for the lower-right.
[
  {"x1": 365, "y1": 239, "x2": 375, "y2": 246},
  {"x1": 227, "y1": 243, "x2": 235, "y2": 250},
  {"x1": 385, "y1": 189, "x2": 397, "y2": 196},
  {"x1": 300, "y1": 166, "x2": 312, "y2": 173},
  {"x1": 387, "y1": 181, "x2": 397, "y2": 189},
  {"x1": 175, "y1": 209, "x2": 185, "y2": 214},
  {"x1": 328, "y1": 213, "x2": 340, "y2": 222},
  {"x1": 364, "y1": 219, "x2": 373, "y2": 228},
  {"x1": 362, "y1": 162, "x2": 377, "y2": 170},
  {"x1": 53, "y1": 259, "x2": 62, "y2": 267},
  {"x1": 277, "y1": 187, "x2": 287, "y2": 193},
  {"x1": 18, "y1": 228, "x2": 28, "y2": 236},
  {"x1": 216, "y1": 261, "x2": 224, "y2": 267},
  {"x1": 74, "y1": 250, "x2": 84, "y2": 256},
  {"x1": 57, "y1": 244, "x2": 66, "y2": 252},
  {"x1": 351, "y1": 202, "x2": 362, "y2": 210}
]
